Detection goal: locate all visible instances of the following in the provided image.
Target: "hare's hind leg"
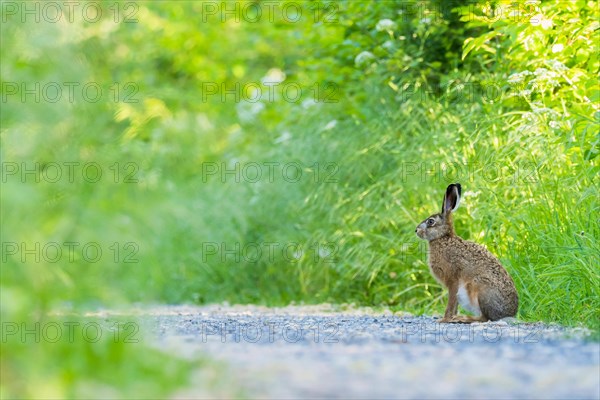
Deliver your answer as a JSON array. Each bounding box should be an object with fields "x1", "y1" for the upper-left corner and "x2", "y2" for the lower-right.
[
  {"x1": 449, "y1": 315, "x2": 488, "y2": 324},
  {"x1": 479, "y1": 288, "x2": 514, "y2": 321}
]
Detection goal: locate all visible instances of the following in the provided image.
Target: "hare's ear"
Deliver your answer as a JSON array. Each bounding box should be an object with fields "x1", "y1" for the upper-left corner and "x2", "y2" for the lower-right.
[{"x1": 442, "y1": 183, "x2": 462, "y2": 215}]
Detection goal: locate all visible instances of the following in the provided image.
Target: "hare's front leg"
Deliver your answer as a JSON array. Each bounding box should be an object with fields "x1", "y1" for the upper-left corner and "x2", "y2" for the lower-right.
[{"x1": 438, "y1": 283, "x2": 458, "y2": 323}]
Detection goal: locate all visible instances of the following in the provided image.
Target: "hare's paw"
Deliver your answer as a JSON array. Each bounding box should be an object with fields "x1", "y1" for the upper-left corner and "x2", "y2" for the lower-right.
[{"x1": 449, "y1": 315, "x2": 487, "y2": 324}]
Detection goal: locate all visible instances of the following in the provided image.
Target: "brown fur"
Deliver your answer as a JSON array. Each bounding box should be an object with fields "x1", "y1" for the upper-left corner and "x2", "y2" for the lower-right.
[{"x1": 415, "y1": 184, "x2": 518, "y2": 323}]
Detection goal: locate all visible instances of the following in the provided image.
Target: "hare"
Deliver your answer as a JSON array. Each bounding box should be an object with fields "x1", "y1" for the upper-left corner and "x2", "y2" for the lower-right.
[{"x1": 415, "y1": 183, "x2": 518, "y2": 323}]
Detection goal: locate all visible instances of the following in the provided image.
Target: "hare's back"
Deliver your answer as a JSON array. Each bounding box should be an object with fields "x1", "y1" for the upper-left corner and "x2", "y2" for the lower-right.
[{"x1": 453, "y1": 239, "x2": 510, "y2": 279}]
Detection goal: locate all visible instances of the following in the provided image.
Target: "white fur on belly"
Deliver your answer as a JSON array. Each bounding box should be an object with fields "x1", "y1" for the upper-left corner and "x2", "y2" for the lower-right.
[{"x1": 457, "y1": 283, "x2": 481, "y2": 316}]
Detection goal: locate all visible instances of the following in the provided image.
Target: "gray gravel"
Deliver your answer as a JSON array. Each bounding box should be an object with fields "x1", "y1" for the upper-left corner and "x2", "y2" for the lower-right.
[{"x1": 107, "y1": 304, "x2": 600, "y2": 399}]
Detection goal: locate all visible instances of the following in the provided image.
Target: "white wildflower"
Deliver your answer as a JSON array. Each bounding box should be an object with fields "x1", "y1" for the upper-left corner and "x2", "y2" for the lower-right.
[
  {"x1": 508, "y1": 73, "x2": 524, "y2": 84},
  {"x1": 533, "y1": 68, "x2": 558, "y2": 86},
  {"x1": 551, "y1": 43, "x2": 564, "y2": 53},
  {"x1": 531, "y1": 105, "x2": 559, "y2": 117},
  {"x1": 534, "y1": 68, "x2": 558, "y2": 78},
  {"x1": 548, "y1": 59, "x2": 567, "y2": 72},
  {"x1": 541, "y1": 18, "x2": 553, "y2": 29},
  {"x1": 520, "y1": 89, "x2": 532, "y2": 97},
  {"x1": 382, "y1": 40, "x2": 395, "y2": 52},
  {"x1": 530, "y1": 14, "x2": 551, "y2": 28},
  {"x1": 376, "y1": 19, "x2": 397, "y2": 32},
  {"x1": 464, "y1": 191, "x2": 481, "y2": 198},
  {"x1": 274, "y1": 130, "x2": 292, "y2": 144},
  {"x1": 323, "y1": 120, "x2": 337, "y2": 130},
  {"x1": 523, "y1": 112, "x2": 535, "y2": 122},
  {"x1": 261, "y1": 68, "x2": 286, "y2": 85},
  {"x1": 355, "y1": 51, "x2": 376, "y2": 68}
]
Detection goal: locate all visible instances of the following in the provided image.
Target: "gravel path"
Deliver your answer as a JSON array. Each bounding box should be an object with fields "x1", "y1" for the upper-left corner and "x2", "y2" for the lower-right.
[{"x1": 110, "y1": 304, "x2": 599, "y2": 399}]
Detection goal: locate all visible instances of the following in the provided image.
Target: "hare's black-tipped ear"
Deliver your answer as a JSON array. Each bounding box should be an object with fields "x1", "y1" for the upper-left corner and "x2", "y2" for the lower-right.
[{"x1": 442, "y1": 183, "x2": 462, "y2": 215}]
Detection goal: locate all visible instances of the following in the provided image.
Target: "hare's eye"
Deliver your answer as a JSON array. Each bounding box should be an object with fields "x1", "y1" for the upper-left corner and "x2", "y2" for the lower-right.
[{"x1": 427, "y1": 218, "x2": 435, "y2": 226}]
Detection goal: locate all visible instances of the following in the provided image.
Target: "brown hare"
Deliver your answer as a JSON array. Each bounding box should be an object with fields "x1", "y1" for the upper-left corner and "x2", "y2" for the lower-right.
[{"x1": 415, "y1": 183, "x2": 518, "y2": 323}]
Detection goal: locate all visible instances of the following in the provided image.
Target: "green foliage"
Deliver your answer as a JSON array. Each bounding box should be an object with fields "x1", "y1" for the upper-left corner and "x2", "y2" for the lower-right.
[
  {"x1": 1, "y1": 0, "x2": 599, "y2": 396},
  {"x1": 1, "y1": 315, "x2": 197, "y2": 398}
]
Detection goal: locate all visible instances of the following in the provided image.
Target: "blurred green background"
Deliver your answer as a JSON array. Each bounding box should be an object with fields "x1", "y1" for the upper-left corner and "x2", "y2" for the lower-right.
[{"x1": 1, "y1": 0, "x2": 599, "y2": 397}]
